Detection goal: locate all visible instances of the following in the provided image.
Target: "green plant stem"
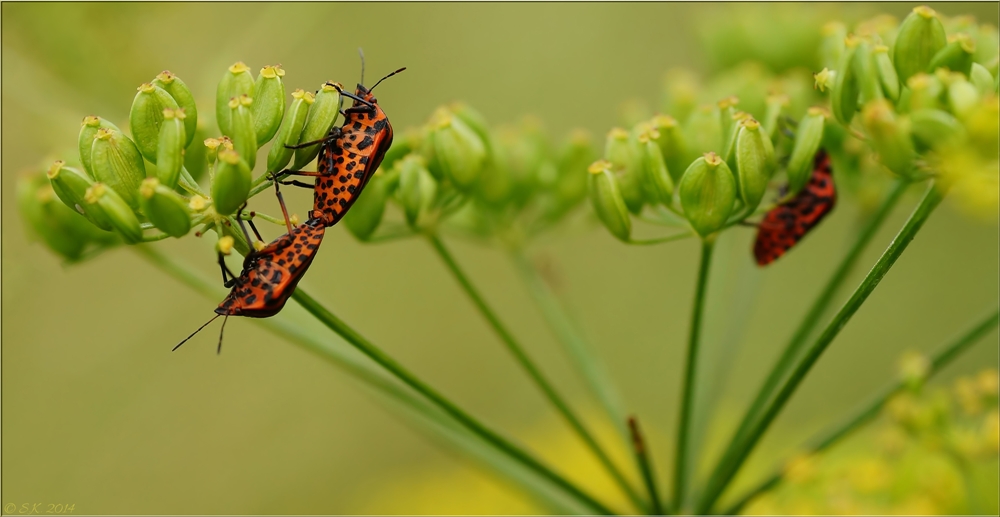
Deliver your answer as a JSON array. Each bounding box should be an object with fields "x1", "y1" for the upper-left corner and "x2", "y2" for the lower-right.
[
  {"x1": 132, "y1": 245, "x2": 596, "y2": 514},
  {"x1": 715, "y1": 179, "x2": 909, "y2": 483},
  {"x1": 290, "y1": 288, "x2": 617, "y2": 514},
  {"x1": 629, "y1": 417, "x2": 666, "y2": 515},
  {"x1": 510, "y1": 249, "x2": 630, "y2": 443},
  {"x1": 695, "y1": 180, "x2": 949, "y2": 513},
  {"x1": 720, "y1": 307, "x2": 999, "y2": 514},
  {"x1": 628, "y1": 233, "x2": 694, "y2": 245},
  {"x1": 673, "y1": 237, "x2": 715, "y2": 512},
  {"x1": 427, "y1": 232, "x2": 645, "y2": 513}
]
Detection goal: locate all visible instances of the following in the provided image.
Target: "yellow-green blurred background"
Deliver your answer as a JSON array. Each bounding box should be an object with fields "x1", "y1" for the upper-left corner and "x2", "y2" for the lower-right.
[{"x1": 2, "y1": 2, "x2": 997, "y2": 514}]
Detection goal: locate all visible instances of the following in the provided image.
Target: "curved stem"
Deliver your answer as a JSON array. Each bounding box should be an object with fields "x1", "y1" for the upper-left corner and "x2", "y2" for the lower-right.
[
  {"x1": 673, "y1": 237, "x2": 715, "y2": 512},
  {"x1": 427, "y1": 232, "x2": 645, "y2": 513},
  {"x1": 715, "y1": 179, "x2": 909, "y2": 486},
  {"x1": 290, "y1": 288, "x2": 616, "y2": 514},
  {"x1": 721, "y1": 307, "x2": 999, "y2": 514},
  {"x1": 629, "y1": 417, "x2": 666, "y2": 515},
  {"x1": 695, "y1": 180, "x2": 949, "y2": 513},
  {"x1": 628, "y1": 232, "x2": 694, "y2": 246}
]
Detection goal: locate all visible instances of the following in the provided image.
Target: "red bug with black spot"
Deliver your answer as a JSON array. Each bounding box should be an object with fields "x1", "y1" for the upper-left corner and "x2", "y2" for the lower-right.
[
  {"x1": 278, "y1": 55, "x2": 405, "y2": 227},
  {"x1": 753, "y1": 149, "x2": 837, "y2": 266},
  {"x1": 174, "y1": 185, "x2": 327, "y2": 353}
]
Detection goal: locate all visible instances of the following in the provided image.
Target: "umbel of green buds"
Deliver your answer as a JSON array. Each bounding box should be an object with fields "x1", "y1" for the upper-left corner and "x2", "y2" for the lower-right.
[
  {"x1": 267, "y1": 89, "x2": 312, "y2": 173},
  {"x1": 637, "y1": 129, "x2": 674, "y2": 206},
  {"x1": 152, "y1": 70, "x2": 198, "y2": 147},
  {"x1": 734, "y1": 118, "x2": 775, "y2": 213},
  {"x1": 78, "y1": 116, "x2": 120, "y2": 178},
  {"x1": 679, "y1": 152, "x2": 736, "y2": 238},
  {"x1": 84, "y1": 183, "x2": 142, "y2": 244},
  {"x1": 227, "y1": 95, "x2": 258, "y2": 169},
  {"x1": 139, "y1": 178, "x2": 191, "y2": 238},
  {"x1": 861, "y1": 99, "x2": 916, "y2": 178},
  {"x1": 397, "y1": 154, "x2": 437, "y2": 228},
  {"x1": 47, "y1": 160, "x2": 114, "y2": 231},
  {"x1": 252, "y1": 65, "x2": 286, "y2": 145},
  {"x1": 604, "y1": 128, "x2": 643, "y2": 214},
  {"x1": 293, "y1": 82, "x2": 341, "y2": 170},
  {"x1": 430, "y1": 109, "x2": 487, "y2": 191},
  {"x1": 212, "y1": 149, "x2": 252, "y2": 215},
  {"x1": 893, "y1": 6, "x2": 947, "y2": 83},
  {"x1": 156, "y1": 108, "x2": 186, "y2": 189},
  {"x1": 130, "y1": 82, "x2": 180, "y2": 163},
  {"x1": 90, "y1": 127, "x2": 146, "y2": 209},
  {"x1": 588, "y1": 160, "x2": 632, "y2": 242},
  {"x1": 217, "y1": 62, "x2": 254, "y2": 135},
  {"x1": 786, "y1": 108, "x2": 827, "y2": 194},
  {"x1": 344, "y1": 170, "x2": 389, "y2": 241}
]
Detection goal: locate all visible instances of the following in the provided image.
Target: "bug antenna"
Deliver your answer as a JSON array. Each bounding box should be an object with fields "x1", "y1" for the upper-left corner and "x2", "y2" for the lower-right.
[
  {"x1": 369, "y1": 67, "x2": 406, "y2": 93},
  {"x1": 328, "y1": 83, "x2": 376, "y2": 108},
  {"x1": 174, "y1": 314, "x2": 221, "y2": 351},
  {"x1": 358, "y1": 47, "x2": 366, "y2": 86},
  {"x1": 217, "y1": 315, "x2": 229, "y2": 354}
]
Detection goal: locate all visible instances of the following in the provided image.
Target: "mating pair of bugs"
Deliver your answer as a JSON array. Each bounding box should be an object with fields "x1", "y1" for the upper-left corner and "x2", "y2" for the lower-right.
[{"x1": 175, "y1": 60, "x2": 405, "y2": 353}]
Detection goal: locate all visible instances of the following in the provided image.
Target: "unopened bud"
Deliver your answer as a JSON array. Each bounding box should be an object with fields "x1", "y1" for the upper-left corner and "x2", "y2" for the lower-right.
[
  {"x1": 928, "y1": 34, "x2": 976, "y2": 76},
  {"x1": 786, "y1": 108, "x2": 827, "y2": 194},
  {"x1": 211, "y1": 150, "x2": 252, "y2": 215},
  {"x1": 267, "y1": 89, "x2": 312, "y2": 173},
  {"x1": 650, "y1": 115, "x2": 688, "y2": 183},
  {"x1": 217, "y1": 235, "x2": 235, "y2": 255},
  {"x1": 814, "y1": 68, "x2": 837, "y2": 93},
  {"x1": 637, "y1": 130, "x2": 674, "y2": 206},
  {"x1": 78, "y1": 116, "x2": 120, "y2": 179},
  {"x1": 19, "y1": 175, "x2": 113, "y2": 261},
  {"x1": 344, "y1": 170, "x2": 389, "y2": 241},
  {"x1": 553, "y1": 129, "x2": 596, "y2": 208},
  {"x1": 854, "y1": 40, "x2": 884, "y2": 104},
  {"x1": 156, "y1": 108, "x2": 186, "y2": 188},
  {"x1": 861, "y1": 99, "x2": 916, "y2": 178},
  {"x1": 892, "y1": 6, "x2": 947, "y2": 83},
  {"x1": 832, "y1": 38, "x2": 861, "y2": 125},
  {"x1": 910, "y1": 108, "x2": 965, "y2": 150},
  {"x1": 47, "y1": 160, "x2": 113, "y2": 231},
  {"x1": 152, "y1": 71, "x2": 198, "y2": 147},
  {"x1": 397, "y1": 154, "x2": 437, "y2": 228},
  {"x1": 430, "y1": 109, "x2": 487, "y2": 191},
  {"x1": 204, "y1": 137, "x2": 222, "y2": 166},
  {"x1": 762, "y1": 94, "x2": 790, "y2": 140},
  {"x1": 251, "y1": 65, "x2": 286, "y2": 145},
  {"x1": 970, "y1": 63, "x2": 995, "y2": 98},
  {"x1": 90, "y1": 127, "x2": 147, "y2": 208},
  {"x1": 129, "y1": 83, "x2": 180, "y2": 163},
  {"x1": 947, "y1": 77, "x2": 980, "y2": 118},
  {"x1": 904, "y1": 73, "x2": 946, "y2": 111},
  {"x1": 226, "y1": 94, "x2": 258, "y2": 169},
  {"x1": 604, "y1": 128, "x2": 644, "y2": 214},
  {"x1": 139, "y1": 178, "x2": 191, "y2": 238},
  {"x1": 873, "y1": 46, "x2": 901, "y2": 103},
  {"x1": 216, "y1": 62, "x2": 254, "y2": 135},
  {"x1": 820, "y1": 22, "x2": 848, "y2": 69},
  {"x1": 588, "y1": 160, "x2": 632, "y2": 242},
  {"x1": 679, "y1": 152, "x2": 736, "y2": 238},
  {"x1": 684, "y1": 104, "x2": 723, "y2": 161},
  {"x1": 449, "y1": 101, "x2": 492, "y2": 154},
  {"x1": 735, "y1": 118, "x2": 776, "y2": 213},
  {"x1": 293, "y1": 82, "x2": 341, "y2": 170},
  {"x1": 84, "y1": 183, "x2": 142, "y2": 244}
]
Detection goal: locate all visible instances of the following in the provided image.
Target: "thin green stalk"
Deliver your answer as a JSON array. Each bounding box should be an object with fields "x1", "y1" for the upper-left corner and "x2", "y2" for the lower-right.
[
  {"x1": 290, "y1": 288, "x2": 617, "y2": 515},
  {"x1": 674, "y1": 237, "x2": 715, "y2": 512},
  {"x1": 130, "y1": 246, "x2": 600, "y2": 512},
  {"x1": 510, "y1": 249, "x2": 630, "y2": 445},
  {"x1": 696, "y1": 181, "x2": 949, "y2": 513},
  {"x1": 629, "y1": 417, "x2": 666, "y2": 515},
  {"x1": 427, "y1": 232, "x2": 646, "y2": 513},
  {"x1": 721, "y1": 307, "x2": 999, "y2": 515},
  {"x1": 628, "y1": 233, "x2": 694, "y2": 245},
  {"x1": 715, "y1": 179, "x2": 909, "y2": 480}
]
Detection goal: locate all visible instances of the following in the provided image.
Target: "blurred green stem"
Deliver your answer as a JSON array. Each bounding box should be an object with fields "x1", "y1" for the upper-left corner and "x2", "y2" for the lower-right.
[
  {"x1": 674, "y1": 237, "x2": 715, "y2": 512},
  {"x1": 715, "y1": 178, "x2": 909, "y2": 486},
  {"x1": 721, "y1": 307, "x2": 999, "y2": 514},
  {"x1": 508, "y1": 248, "x2": 630, "y2": 444},
  {"x1": 629, "y1": 417, "x2": 666, "y2": 515},
  {"x1": 696, "y1": 180, "x2": 949, "y2": 513},
  {"x1": 133, "y1": 245, "x2": 614, "y2": 515},
  {"x1": 428, "y1": 232, "x2": 647, "y2": 513}
]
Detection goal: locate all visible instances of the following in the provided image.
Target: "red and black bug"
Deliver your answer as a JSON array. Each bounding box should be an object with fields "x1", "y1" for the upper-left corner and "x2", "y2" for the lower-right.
[
  {"x1": 753, "y1": 149, "x2": 837, "y2": 266},
  {"x1": 174, "y1": 184, "x2": 327, "y2": 353},
  {"x1": 277, "y1": 54, "x2": 404, "y2": 227}
]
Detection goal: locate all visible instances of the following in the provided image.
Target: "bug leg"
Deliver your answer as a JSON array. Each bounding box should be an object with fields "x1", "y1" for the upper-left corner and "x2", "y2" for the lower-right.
[
  {"x1": 217, "y1": 315, "x2": 229, "y2": 355},
  {"x1": 283, "y1": 139, "x2": 326, "y2": 150},
  {"x1": 234, "y1": 202, "x2": 257, "y2": 250},
  {"x1": 267, "y1": 171, "x2": 294, "y2": 233},
  {"x1": 218, "y1": 252, "x2": 239, "y2": 288}
]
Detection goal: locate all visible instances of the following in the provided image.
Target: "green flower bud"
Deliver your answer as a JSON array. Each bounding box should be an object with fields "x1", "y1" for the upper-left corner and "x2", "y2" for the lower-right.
[
  {"x1": 204, "y1": 137, "x2": 222, "y2": 167},
  {"x1": 604, "y1": 127, "x2": 644, "y2": 214},
  {"x1": 449, "y1": 101, "x2": 492, "y2": 154},
  {"x1": 84, "y1": 183, "x2": 142, "y2": 244},
  {"x1": 212, "y1": 149, "x2": 252, "y2": 215},
  {"x1": 344, "y1": 170, "x2": 389, "y2": 241},
  {"x1": 152, "y1": 70, "x2": 198, "y2": 147},
  {"x1": 251, "y1": 65, "x2": 286, "y2": 145},
  {"x1": 650, "y1": 115, "x2": 688, "y2": 183},
  {"x1": 78, "y1": 116, "x2": 120, "y2": 178},
  {"x1": 266, "y1": 89, "x2": 312, "y2": 173},
  {"x1": 138, "y1": 177, "x2": 191, "y2": 238},
  {"x1": 183, "y1": 118, "x2": 211, "y2": 182},
  {"x1": 832, "y1": 37, "x2": 861, "y2": 125},
  {"x1": 970, "y1": 63, "x2": 995, "y2": 98},
  {"x1": 293, "y1": 82, "x2": 341, "y2": 170},
  {"x1": 947, "y1": 76, "x2": 980, "y2": 118},
  {"x1": 861, "y1": 99, "x2": 916, "y2": 178},
  {"x1": 19, "y1": 175, "x2": 113, "y2": 261},
  {"x1": 813, "y1": 68, "x2": 836, "y2": 93},
  {"x1": 661, "y1": 68, "x2": 699, "y2": 122},
  {"x1": 382, "y1": 127, "x2": 422, "y2": 174},
  {"x1": 904, "y1": 72, "x2": 946, "y2": 111},
  {"x1": 854, "y1": 40, "x2": 884, "y2": 104},
  {"x1": 90, "y1": 127, "x2": 147, "y2": 208},
  {"x1": 873, "y1": 45, "x2": 901, "y2": 103},
  {"x1": 637, "y1": 129, "x2": 674, "y2": 206},
  {"x1": 679, "y1": 152, "x2": 736, "y2": 238},
  {"x1": 718, "y1": 96, "x2": 743, "y2": 162},
  {"x1": 216, "y1": 62, "x2": 254, "y2": 135},
  {"x1": 553, "y1": 129, "x2": 596, "y2": 208},
  {"x1": 430, "y1": 109, "x2": 487, "y2": 190},
  {"x1": 892, "y1": 6, "x2": 947, "y2": 83},
  {"x1": 397, "y1": 154, "x2": 436, "y2": 228},
  {"x1": 129, "y1": 83, "x2": 180, "y2": 163},
  {"x1": 820, "y1": 22, "x2": 848, "y2": 69},
  {"x1": 684, "y1": 104, "x2": 723, "y2": 160},
  {"x1": 476, "y1": 139, "x2": 514, "y2": 206},
  {"x1": 786, "y1": 108, "x2": 827, "y2": 194},
  {"x1": 762, "y1": 94, "x2": 789, "y2": 140},
  {"x1": 928, "y1": 34, "x2": 976, "y2": 76},
  {"x1": 588, "y1": 160, "x2": 632, "y2": 242},
  {"x1": 226, "y1": 94, "x2": 257, "y2": 169},
  {"x1": 910, "y1": 108, "x2": 965, "y2": 150},
  {"x1": 156, "y1": 108, "x2": 186, "y2": 188},
  {"x1": 47, "y1": 160, "x2": 114, "y2": 231},
  {"x1": 735, "y1": 118, "x2": 776, "y2": 213}
]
